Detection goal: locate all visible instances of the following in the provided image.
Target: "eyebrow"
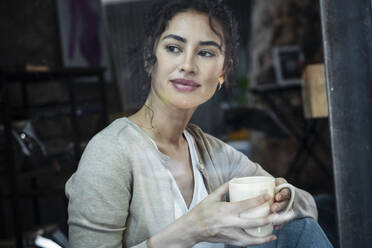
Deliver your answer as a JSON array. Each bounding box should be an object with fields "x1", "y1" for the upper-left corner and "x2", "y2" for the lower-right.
[
  {"x1": 163, "y1": 34, "x2": 186, "y2": 43},
  {"x1": 199, "y1": 40, "x2": 222, "y2": 51},
  {"x1": 162, "y1": 34, "x2": 222, "y2": 51}
]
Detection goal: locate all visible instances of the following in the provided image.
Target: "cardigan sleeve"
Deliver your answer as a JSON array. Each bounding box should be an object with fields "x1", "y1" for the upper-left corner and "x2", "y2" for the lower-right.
[
  {"x1": 65, "y1": 133, "x2": 146, "y2": 248},
  {"x1": 194, "y1": 128, "x2": 318, "y2": 221},
  {"x1": 223, "y1": 140, "x2": 318, "y2": 220}
]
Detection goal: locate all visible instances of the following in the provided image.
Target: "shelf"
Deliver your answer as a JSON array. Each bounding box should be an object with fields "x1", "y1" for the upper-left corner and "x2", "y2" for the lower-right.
[
  {"x1": 9, "y1": 98, "x2": 104, "y2": 120},
  {"x1": 249, "y1": 83, "x2": 301, "y2": 94},
  {"x1": 1, "y1": 189, "x2": 65, "y2": 200},
  {"x1": 0, "y1": 67, "x2": 106, "y2": 84},
  {"x1": 0, "y1": 66, "x2": 108, "y2": 246}
]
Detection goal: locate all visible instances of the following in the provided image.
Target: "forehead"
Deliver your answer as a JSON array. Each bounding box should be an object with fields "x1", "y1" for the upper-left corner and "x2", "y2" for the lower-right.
[{"x1": 161, "y1": 10, "x2": 224, "y2": 44}]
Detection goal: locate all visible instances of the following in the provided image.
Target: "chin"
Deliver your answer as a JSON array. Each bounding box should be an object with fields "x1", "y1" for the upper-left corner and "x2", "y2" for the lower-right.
[
  {"x1": 155, "y1": 86, "x2": 214, "y2": 110},
  {"x1": 172, "y1": 100, "x2": 200, "y2": 110},
  {"x1": 170, "y1": 95, "x2": 212, "y2": 110}
]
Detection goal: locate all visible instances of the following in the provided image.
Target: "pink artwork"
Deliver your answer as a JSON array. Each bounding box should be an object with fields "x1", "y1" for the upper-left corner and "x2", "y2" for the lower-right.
[
  {"x1": 67, "y1": 0, "x2": 101, "y2": 66},
  {"x1": 57, "y1": 0, "x2": 111, "y2": 81}
]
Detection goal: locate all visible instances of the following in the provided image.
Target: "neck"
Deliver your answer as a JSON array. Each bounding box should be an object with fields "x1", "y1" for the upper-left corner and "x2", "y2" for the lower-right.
[{"x1": 129, "y1": 89, "x2": 197, "y2": 146}]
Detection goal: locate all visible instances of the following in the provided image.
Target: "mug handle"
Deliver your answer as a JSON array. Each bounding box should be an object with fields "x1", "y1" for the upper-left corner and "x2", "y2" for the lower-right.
[{"x1": 275, "y1": 183, "x2": 295, "y2": 213}]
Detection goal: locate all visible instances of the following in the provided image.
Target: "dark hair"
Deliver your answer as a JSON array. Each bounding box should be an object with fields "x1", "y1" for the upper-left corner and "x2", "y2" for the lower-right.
[{"x1": 143, "y1": 0, "x2": 239, "y2": 84}]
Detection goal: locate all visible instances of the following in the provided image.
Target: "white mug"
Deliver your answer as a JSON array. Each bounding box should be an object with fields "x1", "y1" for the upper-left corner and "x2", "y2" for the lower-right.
[{"x1": 228, "y1": 176, "x2": 295, "y2": 237}]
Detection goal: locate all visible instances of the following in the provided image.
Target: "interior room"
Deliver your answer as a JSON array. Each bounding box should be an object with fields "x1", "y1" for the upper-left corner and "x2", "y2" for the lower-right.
[{"x1": 1, "y1": 0, "x2": 371, "y2": 247}]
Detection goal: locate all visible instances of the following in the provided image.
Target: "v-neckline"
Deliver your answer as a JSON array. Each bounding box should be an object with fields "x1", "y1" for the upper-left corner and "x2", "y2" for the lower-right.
[{"x1": 168, "y1": 131, "x2": 199, "y2": 210}]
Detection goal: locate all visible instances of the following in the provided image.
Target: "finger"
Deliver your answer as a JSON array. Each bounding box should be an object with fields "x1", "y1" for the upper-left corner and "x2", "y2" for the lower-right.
[
  {"x1": 275, "y1": 177, "x2": 287, "y2": 186},
  {"x1": 231, "y1": 193, "x2": 271, "y2": 212},
  {"x1": 275, "y1": 188, "x2": 290, "y2": 201},
  {"x1": 269, "y1": 210, "x2": 295, "y2": 226},
  {"x1": 238, "y1": 213, "x2": 274, "y2": 229},
  {"x1": 271, "y1": 200, "x2": 289, "y2": 212},
  {"x1": 210, "y1": 182, "x2": 229, "y2": 200},
  {"x1": 241, "y1": 234, "x2": 277, "y2": 246},
  {"x1": 211, "y1": 228, "x2": 249, "y2": 244},
  {"x1": 240, "y1": 211, "x2": 294, "y2": 229}
]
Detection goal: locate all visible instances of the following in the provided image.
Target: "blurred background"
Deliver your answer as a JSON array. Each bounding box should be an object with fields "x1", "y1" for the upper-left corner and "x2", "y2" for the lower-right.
[{"x1": 0, "y1": 0, "x2": 338, "y2": 247}]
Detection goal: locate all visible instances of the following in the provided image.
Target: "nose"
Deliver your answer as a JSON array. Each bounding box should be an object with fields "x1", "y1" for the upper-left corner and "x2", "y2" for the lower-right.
[{"x1": 178, "y1": 51, "x2": 198, "y2": 74}]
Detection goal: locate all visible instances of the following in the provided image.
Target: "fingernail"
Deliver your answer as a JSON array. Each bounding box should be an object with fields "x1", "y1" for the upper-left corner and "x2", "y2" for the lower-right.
[{"x1": 264, "y1": 194, "x2": 271, "y2": 201}]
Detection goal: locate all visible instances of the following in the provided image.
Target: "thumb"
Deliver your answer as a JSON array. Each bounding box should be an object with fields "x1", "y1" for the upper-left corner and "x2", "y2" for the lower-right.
[{"x1": 210, "y1": 182, "x2": 229, "y2": 200}]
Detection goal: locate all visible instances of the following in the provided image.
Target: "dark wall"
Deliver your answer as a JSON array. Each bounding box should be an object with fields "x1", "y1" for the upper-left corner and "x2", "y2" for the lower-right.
[
  {"x1": 0, "y1": 0, "x2": 61, "y2": 67},
  {"x1": 0, "y1": 1, "x2": 121, "y2": 238},
  {"x1": 0, "y1": 0, "x2": 121, "y2": 113}
]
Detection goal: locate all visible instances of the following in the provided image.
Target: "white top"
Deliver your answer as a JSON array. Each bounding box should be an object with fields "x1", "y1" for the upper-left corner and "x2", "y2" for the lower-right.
[
  {"x1": 170, "y1": 130, "x2": 208, "y2": 218},
  {"x1": 148, "y1": 130, "x2": 224, "y2": 248},
  {"x1": 168, "y1": 131, "x2": 224, "y2": 248}
]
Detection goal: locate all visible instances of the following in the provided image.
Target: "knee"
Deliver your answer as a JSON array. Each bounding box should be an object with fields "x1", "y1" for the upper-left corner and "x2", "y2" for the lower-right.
[
  {"x1": 295, "y1": 217, "x2": 326, "y2": 235},
  {"x1": 282, "y1": 217, "x2": 324, "y2": 236},
  {"x1": 279, "y1": 217, "x2": 317, "y2": 232},
  {"x1": 296, "y1": 217, "x2": 318, "y2": 227},
  {"x1": 277, "y1": 217, "x2": 333, "y2": 248}
]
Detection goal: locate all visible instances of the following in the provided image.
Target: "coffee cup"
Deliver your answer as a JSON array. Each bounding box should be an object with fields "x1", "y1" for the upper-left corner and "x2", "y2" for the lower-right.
[{"x1": 228, "y1": 176, "x2": 295, "y2": 237}]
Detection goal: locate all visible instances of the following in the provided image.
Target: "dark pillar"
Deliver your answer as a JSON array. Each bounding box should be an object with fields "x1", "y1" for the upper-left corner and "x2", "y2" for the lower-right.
[{"x1": 319, "y1": 0, "x2": 372, "y2": 247}]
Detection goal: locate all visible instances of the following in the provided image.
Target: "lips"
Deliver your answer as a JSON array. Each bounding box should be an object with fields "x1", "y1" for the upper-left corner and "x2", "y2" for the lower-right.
[{"x1": 170, "y1": 78, "x2": 200, "y2": 92}]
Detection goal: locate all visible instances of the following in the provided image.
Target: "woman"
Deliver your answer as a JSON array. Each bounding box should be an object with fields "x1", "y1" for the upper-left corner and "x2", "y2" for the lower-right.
[{"x1": 66, "y1": 1, "x2": 332, "y2": 247}]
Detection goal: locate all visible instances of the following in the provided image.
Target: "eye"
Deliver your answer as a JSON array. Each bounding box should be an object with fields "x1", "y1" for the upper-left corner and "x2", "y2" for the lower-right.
[
  {"x1": 198, "y1": 50, "x2": 215, "y2": 57},
  {"x1": 166, "y1": 45, "x2": 182, "y2": 54}
]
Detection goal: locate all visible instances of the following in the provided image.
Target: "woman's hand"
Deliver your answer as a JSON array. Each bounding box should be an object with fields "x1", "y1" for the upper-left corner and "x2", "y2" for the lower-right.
[
  {"x1": 148, "y1": 182, "x2": 294, "y2": 248},
  {"x1": 271, "y1": 177, "x2": 295, "y2": 230},
  {"x1": 186, "y1": 182, "x2": 287, "y2": 247}
]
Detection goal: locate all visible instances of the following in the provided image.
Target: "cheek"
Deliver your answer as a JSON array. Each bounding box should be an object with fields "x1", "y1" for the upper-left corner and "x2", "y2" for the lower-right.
[
  {"x1": 203, "y1": 61, "x2": 224, "y2": 84},
  {"x1": 153, "y1": 55, "x2": 177, "y2": 79},
  {"x1": 151, "y1": 63, "x2": 171, "y2": 85}
]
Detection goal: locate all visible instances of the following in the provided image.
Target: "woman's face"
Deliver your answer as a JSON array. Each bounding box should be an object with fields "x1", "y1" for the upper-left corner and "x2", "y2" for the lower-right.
[{"x1": 150, "y1": 10, "x2": 225, "y2": 110}]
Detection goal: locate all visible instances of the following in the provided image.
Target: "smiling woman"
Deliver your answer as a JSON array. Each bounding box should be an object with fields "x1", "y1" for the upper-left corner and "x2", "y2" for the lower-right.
[{"x1": 65, "y1": 1, "x2": 332, "y2": 248}]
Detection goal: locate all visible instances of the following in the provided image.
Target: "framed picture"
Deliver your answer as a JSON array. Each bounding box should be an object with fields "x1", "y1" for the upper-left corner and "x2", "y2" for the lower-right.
[
  {"x1": 57, "y1": 0, "x2": 112, "y2": 82},
  {"x1": 273, "y1": 45, "x2": 304, "y2": 85}
]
